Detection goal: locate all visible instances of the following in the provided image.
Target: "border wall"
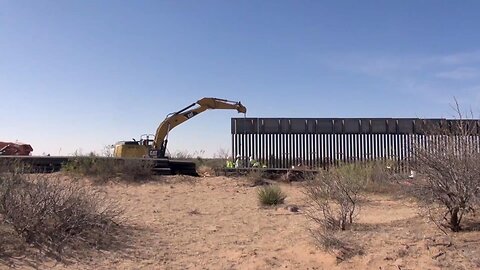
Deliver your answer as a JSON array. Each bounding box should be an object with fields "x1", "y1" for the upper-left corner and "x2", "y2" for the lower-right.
[{"x1": 231, "y1": 118, "x2": 480, "y2": 169}]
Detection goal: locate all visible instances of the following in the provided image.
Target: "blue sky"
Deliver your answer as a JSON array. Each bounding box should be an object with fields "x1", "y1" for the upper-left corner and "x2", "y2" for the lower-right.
[{"x1": 1, "y1": 1, "x2": 480, "y2": 156}]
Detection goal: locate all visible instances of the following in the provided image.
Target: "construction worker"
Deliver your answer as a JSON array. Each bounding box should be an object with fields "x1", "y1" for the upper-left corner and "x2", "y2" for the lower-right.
[
  {"x1": 249, "y1": 156, "x2": 261, "y2": 168},
  {"x1": 225, "y1": 158, "x2": 234, "y2": 168},
  {"x1": 235, "y1": 155, "x2": 243, "y2": 168}
]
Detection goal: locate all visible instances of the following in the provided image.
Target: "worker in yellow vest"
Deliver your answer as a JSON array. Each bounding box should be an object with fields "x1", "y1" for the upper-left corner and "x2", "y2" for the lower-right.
[{"x1": 226, "y1": 159, "x2": 234, "y2": 168}]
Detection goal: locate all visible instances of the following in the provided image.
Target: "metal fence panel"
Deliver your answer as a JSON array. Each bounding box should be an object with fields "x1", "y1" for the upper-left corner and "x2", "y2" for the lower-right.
[
  {"x1": 344, "y1": 119, "x2": 360, "y2": 134},
  {"x1": 231, "y1": 117, "x2": 480, "y2": 170}
]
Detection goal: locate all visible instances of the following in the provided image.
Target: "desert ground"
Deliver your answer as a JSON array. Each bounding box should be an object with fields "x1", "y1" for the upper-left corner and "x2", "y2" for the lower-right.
[{"x1": 1, "y1": 174, "x2": 480, "y2": 270}]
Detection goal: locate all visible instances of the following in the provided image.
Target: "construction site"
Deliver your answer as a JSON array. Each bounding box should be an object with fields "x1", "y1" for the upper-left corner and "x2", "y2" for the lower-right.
[
  {"x1": 3, "y1": 98, "x2": 480, "y2": 175},
  {"x1": 1, "y1": 96, "x2": 480, "y2": 269},
  {"x1": 2, "y1": 1, "x2": 480, "y2": 270}
]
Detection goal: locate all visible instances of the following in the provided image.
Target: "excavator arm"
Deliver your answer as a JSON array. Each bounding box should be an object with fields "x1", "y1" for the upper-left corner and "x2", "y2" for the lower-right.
[{"x1": 151, "y1": 97, "x2": 246, "y2": 158}]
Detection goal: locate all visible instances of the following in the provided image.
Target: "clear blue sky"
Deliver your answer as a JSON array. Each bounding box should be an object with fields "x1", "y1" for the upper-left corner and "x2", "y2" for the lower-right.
[{"x1": 1, "y1": 1, "x2": 480, "y2": 156}]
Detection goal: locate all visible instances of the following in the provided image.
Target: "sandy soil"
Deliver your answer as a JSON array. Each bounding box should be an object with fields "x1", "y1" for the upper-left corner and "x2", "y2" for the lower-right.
[{"x1": 2, "y1": 175, "x2": 480, "y2": 269}]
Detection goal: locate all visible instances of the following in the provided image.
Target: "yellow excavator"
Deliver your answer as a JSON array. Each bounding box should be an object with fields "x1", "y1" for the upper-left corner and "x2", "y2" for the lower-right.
[{"x1": 114, "y1": 97, "x2": 247, "y2": 159}]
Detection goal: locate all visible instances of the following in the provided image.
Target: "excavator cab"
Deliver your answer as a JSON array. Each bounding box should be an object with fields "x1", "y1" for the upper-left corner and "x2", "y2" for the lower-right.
[{"x1": 140, "y1": 134, "x2": 155, "y2": 147}]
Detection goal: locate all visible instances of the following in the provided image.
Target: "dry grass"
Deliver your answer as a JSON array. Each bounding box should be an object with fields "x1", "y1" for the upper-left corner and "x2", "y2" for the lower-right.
[
  {"x1": 245, "y1": 169, "x2": 268, "y2": 187},
  {"x1": 62, "y1": 156, "x2": 154, "y2": 183},
  {"x1": 0, "y1": 172, "x2": 125, "y2": 261},
  {"x1": 197, "y1": 165, "x2": 216, "y2": 177},
  {"x1": 0, "y1": 175, "x2": 479, "y2": 269}
]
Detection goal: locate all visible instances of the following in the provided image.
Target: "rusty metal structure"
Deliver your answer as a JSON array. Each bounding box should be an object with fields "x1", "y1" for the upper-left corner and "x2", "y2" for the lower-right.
[
  {"x1": 0, "y1": 141, "x2": 33, "y2": 156},
  {"x1": 231, "y1": 118, "x2": 480, "y2": 169}
]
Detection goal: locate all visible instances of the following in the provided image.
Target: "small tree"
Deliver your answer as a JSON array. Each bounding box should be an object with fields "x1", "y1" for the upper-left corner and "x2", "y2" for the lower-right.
[
  {"x1": 213, "y1": 148, "x2": 230, "y2": 160},
  {"x1": 304, "y1": 166, "x2": 363, "y2": 231},
  {"x1": 304, "y1": 165, "x2": 365, "y2": 260},
  {"x1": 412, "y1": 101, "x2": 480, "y2": 232}
]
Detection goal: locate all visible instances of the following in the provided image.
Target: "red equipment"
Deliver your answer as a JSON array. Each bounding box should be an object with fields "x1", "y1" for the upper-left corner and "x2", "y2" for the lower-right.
[{"x1": 0, "y1": 141, "x2": 33, "y2": 156}]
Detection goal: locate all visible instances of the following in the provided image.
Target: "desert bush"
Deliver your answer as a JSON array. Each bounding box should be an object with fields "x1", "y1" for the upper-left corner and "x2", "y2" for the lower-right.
[
  {"x1": 63, "y1": 155, "x2": 153, "y2": 183},
  {"x1": 304, "y1": 167, "x2": 362, "y2": 231},
  {"x1": 257, "y1": 185, "x2": 286, "y2": 206},
  {"x1": 213, "y1": 148, "x2": 230, "y2": 160},
  {"x1": 361, "y1": 161, "x2": 399, "y2": 193},
  {"x1": 246, "y1": 169, "x2": 267, "y2": 186},
  {"x1": 170, "y1": 149, "x2": 205, "y2": 160},
  {"x1": 371, "y1": 160, "x2": 396, "y2": 180},
  {"x1": 62, "y1": 156, "x2": 117, "y2": 180},
  {"x1": 0, "y1": 158, "x2": 34, "y2": 175},
  {"x1": 194, "y1": 158, "x2": 225, "y2": 171},
  {"x1": 0, "y1": 173, "x2": 123, "y2": 258},
  {"x1": 197, "y1": 165, "x2": 215, "y2": 177},
  {"x1": 212, "y1": 148, "x2": 230, "y2": 168},
  {"x1": 115, "y1": 159, "x2": 154, "y2": 181},
  {"x1": 304, "y1": 166, "x2": 364, "y2": 260},
  {"x1": 411, "y1": 103, "x2": 480, "y2": 232},
  {"x1": 318, "y1": 162, "x2": 398, "y2": 194},
  {"x1": 309, "y1": 228, "x2": 363, "y2": 262}
]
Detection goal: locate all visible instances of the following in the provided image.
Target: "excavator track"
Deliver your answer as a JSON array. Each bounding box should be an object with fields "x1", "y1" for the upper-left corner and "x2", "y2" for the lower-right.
[{"x1": 0, "y1": 156, "x2": 198, "y2": 176}]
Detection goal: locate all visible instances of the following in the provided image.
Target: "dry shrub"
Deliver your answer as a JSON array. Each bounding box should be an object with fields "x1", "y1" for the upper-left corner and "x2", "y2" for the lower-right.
[
  {"x1": 197, "y1": 165, "x2": 215, "y2": 177},
  {"x1": 169, "y1": 150, "x2": 194, "y2": 159},
  {"x1": 246, "y1": 169, "x2": 267, "y2": 187},
  {"x1": 257, "y1": 185, "x2": 286, "y2": 206},
  {"x1": 281, "y1": 170, "x2": 315, "y2": 182},
  {"x1": 115, "y1": 159, "x2": 154, "y2": 182},
  {"x1": 213, "y1": 148, "x2": 230, "y2": 160},
  {"x1": 195, "y1": 158, "x2": 225, "y2": 170},
  {"x1": 361, "y1": 161, "x2": 399, "y2": 193},
  {"x1": 314, "y1": 162, "x2": 398, "y2": 194},
  {"x1": 170, "y1": 149, "x2": 205, "y2": 160},
  {"x1": 0, "y1": 159, "x2": 14, "y2": 173},
  {"x1": 309, "y1": 228, "x2": 364, "y2": 262},
  {"x1": 0, "y1": 159, "x2": 31, "y2": 174},
  {"x1": 62, "y1": 156, "x2": 117, "y2": 181},
  {"x1": 210, "y1": 148, "x2": 230, "y2": 169},
  {"x1": 411, "y1": 103, "x2": 480, "y2": 232},
  {"x1": 305, "y1": 166, "x2": 362, "y2": 231},
  {"x1": 0, "y1": 172, "x2": 123, "y2": 258},
  {"x1": 304, "y1": 165, "x2": 365, "y2": 260},
  {"x1": 63, "y1": 156, "x2": 153, "y2": 183}
]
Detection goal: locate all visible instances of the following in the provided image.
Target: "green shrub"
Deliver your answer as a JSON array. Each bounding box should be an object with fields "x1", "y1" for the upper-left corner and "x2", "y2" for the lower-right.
[
  {"x1": 257, "y1": 185, "x2": 286, "y2": 206},
  {"x1": 62, "y1": 156, "x2": 117, "y2": 182},
  {"x1": 331, "y1": 162, "x2": 397, "y2": 193}
]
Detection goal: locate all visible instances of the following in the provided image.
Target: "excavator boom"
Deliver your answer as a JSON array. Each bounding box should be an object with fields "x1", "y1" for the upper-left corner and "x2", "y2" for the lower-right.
[
  {"x1": 151, "y1": 97, "x2": 246, "y2": 157},
  {"x1": 113, "y1": 97, "x2": 246, "y2": 175}
]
